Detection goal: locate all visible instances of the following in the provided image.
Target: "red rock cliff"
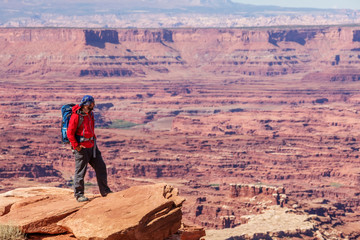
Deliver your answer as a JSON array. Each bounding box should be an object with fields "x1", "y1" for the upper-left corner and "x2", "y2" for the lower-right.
[{"x1": 1, "y1": 27, "x2": 360, "y2": 80}]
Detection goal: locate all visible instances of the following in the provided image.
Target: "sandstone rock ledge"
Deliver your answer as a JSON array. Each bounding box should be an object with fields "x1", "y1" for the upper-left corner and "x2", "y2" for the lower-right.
[
  {"x1": 0, "y1": 184, "x2": 191, "y2": 240},
  {"x1": 205, "y1": 206, "x2": 315, "y2": 240}
]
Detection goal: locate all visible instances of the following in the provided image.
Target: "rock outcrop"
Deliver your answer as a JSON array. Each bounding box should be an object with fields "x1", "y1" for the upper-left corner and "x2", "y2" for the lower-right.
[
  {"x1": 58, "y1": 184, "x2": 184, "y2": 240},
  {"x1": 0, "y1": 187, "x2": 85, "y2": 234},
  {"x1": 230, "y1": 184, "x2": 287, "y2": 207},
  {"x1": 0, "y1": 184, "x2": 188, "y2": 240},
  {"x1": 205, "y1": 206, "x2": 316, "y2": 240}
]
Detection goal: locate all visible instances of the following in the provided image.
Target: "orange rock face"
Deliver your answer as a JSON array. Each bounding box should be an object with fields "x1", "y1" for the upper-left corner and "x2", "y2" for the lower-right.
[
  {"x1": 0, "y1": 184, "x2": 185, "y2": 240},
  {"x1": 58, "y1": 183, "x2": 184, "y2": 240},
  {"x1": 1, "y1": 27, "x2": 360, "y2": 238},
  {"x1": 0, "y1": 187, "x2": 86, "y2": 234}
]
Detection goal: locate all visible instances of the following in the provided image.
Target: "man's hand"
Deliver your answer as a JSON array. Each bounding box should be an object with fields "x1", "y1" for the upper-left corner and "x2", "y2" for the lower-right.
[{"x1": 75, "y1": 145, "x2": 85, "y2": 152}]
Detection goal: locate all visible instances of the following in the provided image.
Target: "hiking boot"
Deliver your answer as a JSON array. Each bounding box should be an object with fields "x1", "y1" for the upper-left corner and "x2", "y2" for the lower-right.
[
  {"x1": 76, "y1": 195, "x2": 89, "y2": 202},
  {"x1": 101, "y1": 191, "x2": 113, "y2": 197}
]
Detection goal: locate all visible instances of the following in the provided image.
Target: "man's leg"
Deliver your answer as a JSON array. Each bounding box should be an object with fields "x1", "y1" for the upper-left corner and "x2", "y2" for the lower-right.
[
  {"x1": 74, "y1": 148, "x2": 89, "y2": 199},
  {"x1": 89, "y1": 146, "x2": 111, "y2": 196}
]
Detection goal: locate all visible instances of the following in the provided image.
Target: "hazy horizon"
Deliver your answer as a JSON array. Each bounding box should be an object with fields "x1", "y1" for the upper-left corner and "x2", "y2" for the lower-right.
[
  {"x1": 234, "y1": 0, "x2": 360, "y2": 10},
  {"x1": 1, "y1": 0, "x2": 360, "y2": 28}
]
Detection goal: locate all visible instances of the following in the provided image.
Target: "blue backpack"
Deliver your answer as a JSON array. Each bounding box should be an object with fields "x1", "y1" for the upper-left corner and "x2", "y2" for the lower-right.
[{"x1": 61, "y1": 104, "x2": 83, "y2": 144}]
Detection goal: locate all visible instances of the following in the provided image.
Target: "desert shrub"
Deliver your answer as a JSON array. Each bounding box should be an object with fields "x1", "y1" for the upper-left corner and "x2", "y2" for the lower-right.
[
  {"x1": 229, "y1": 108, "x2": 244, "y2": 113},
  {"x1": 0, "y1": 225, "x2": 26, "y2": 240},
  {"x1": 315, "y1": 98, "x2": 328, "y2": 104}
]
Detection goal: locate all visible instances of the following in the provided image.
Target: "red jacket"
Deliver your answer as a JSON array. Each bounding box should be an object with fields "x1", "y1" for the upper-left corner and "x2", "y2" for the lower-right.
[{"x1": 67, "y1": 104, "x2": 96, "y2": 149}]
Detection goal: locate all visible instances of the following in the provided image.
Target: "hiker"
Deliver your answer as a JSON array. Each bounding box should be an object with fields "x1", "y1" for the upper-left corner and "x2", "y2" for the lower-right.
[{"x1": 67, "y1": 95, "x2": 112, "y2": 202}]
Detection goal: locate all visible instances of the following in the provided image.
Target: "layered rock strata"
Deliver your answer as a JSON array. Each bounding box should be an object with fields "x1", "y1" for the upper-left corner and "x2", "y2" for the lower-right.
[
  {"x1": 1, "y1": 27, "x2": 360, "y2": 81},
  {"x1": 230, "y1": 184, "x2": 287, "y2": 207},
  {"x1": 205, "y1": 206, "x2": 316, "y2": 240}
]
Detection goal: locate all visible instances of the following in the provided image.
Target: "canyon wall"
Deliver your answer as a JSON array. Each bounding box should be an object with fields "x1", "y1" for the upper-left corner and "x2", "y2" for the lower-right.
[{"x1": 1, "y1": 27, "x2": 360, "y2": 80}]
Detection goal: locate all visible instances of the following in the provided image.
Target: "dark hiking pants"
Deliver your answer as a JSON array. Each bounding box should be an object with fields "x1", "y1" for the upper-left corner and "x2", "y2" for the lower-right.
[{"x1": 73, "y1": 146, "x2": 110, "y2": 198}]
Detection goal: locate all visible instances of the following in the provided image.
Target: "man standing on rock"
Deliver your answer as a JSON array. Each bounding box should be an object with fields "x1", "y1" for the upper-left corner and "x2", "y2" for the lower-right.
[{"x1": 67, "y1": 95, "x2": 112, "y2": 202}]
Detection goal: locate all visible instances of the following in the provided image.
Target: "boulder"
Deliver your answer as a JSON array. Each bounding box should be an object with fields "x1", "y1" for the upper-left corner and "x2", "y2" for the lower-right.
[
  {"x1": 58, "y1": 183, "x2": 185, "y2": 240},
  {"x1": 0, "y1": 187, "x2": 88, "y2": 234},
  {"x1": 0, "y1": 184, "x2": 185, "y2": 239}
]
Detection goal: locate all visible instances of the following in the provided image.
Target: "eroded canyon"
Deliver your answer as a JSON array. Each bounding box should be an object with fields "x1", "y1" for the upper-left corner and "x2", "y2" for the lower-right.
[{"x1": 1, "y1": 27, "x2": 360, "y2": 238}]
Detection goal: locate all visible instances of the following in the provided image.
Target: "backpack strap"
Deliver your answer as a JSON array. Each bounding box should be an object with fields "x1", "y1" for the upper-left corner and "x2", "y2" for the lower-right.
[
  {"x1": 77, "y1": 115, "x2": 84, "y2": 130},
  {"x1": 74, "y1": 112, "x2": 95, "y2": 145},
  {"x1": 74, "y1": 114, "x2": 84, "y2": 143}
]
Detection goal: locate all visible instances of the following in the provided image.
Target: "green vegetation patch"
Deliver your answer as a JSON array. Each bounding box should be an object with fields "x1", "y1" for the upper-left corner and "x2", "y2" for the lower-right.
[
  {"x1": 0, "y1": 225, "x2": 26, "y2": 240},
  {"x1": 330, "y1": 182, "x2": 343, "y2": 188},
  {"x1": 209, "y1": 183, "x2": 220, "y2": 190},
  {"x1": 85, "y1": 182, "x2": 96, "y2": 187},
  {"x1": 106, "y1": 120, "x2": 138, "y2": 129},
  {"x1": 67, "y1": 180, "x2": 95, "y2": 187}
]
